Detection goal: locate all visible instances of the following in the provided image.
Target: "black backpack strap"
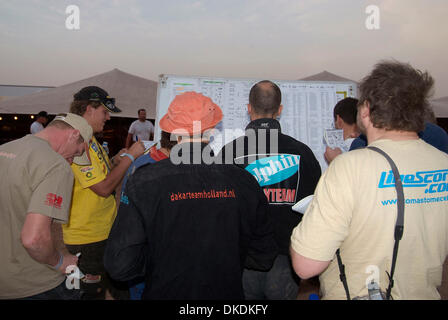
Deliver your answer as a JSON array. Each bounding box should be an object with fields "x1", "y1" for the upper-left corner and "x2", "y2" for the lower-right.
[
  {"x1": 336, "y1": 249, "x2": 350, "y2": 300},
  {"x1": 367, "y1": 146, "x2": 404, "y2": 300},
  {"x1": 335, "y1": 146, "x2": 404, "y2": 300}
]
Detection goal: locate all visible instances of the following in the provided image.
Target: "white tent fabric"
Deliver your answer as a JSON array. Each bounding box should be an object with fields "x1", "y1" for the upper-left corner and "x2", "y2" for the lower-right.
[
  {"x1": 0, "y1": 105, "x2": 11, "y2": 113},
  {"x1": 2, "y1": 68, "x2": 445, "y2": 119},
  {"x1": 0, "y1": 69, "x2": 158, "y2": 119},
  {"x1": 300, "y1": 70, "x2": 357, "y2": 83},
  {"x1": 302, "y1": 72, "x2": 448, "y2": 119},
  {"x1": 431, "y1": 96, "x2": 448, "y2": 118}
]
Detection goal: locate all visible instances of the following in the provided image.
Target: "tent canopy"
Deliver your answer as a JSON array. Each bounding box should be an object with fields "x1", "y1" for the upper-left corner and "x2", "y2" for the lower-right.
[
  {"x1": 0, "y1": 69, "x2": 158, "y2": 119},
  {"x1": 300, "y1": 70, "x2": 357, "y2": 83},
  {"x1": 301, "y1": 71, "x2": 448, "y2": 119},
  {"x1": 431, "y1": 96, "x2": 448, "y2": 118},
  {"x1": 2, "y1": 69, "x2": 446, "y2": 119}
]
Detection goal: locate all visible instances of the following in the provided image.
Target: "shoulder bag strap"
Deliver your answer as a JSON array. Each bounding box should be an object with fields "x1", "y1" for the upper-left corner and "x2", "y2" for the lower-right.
[
  {"x1": 367, "y1": 146, "x2": 404, "y2": 300},
  {"x1": 336, "y1": 248, "x2": 351, "y2": 300},
  {"x1": 336, "y1": 146, "x2": 404, "y2": 300}
]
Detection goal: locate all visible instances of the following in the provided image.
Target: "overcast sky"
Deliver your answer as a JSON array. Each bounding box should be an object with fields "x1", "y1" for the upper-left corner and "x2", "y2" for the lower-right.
[{"x1": 0, "y1": 0, "x2": 447, "y2": 98}]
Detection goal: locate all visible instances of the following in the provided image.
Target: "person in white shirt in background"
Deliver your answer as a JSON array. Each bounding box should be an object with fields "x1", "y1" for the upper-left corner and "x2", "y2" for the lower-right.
[
  {"x1": 324, "y1": 98, "x2": 360, "y2": 164},
  {"x1": 125, "y1": 109, "x2": 154, "y2": 148},
  {"x1": 30, "y1": 111, "x2": 49, "y2": 134}
]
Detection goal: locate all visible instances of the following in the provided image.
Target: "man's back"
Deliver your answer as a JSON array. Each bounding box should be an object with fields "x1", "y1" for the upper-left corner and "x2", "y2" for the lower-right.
[
  {"x1": 420, "y1": 122, "x2": 448, "y2": 154},
  {"x1": 294, "y1": 138, "x2": 448, "y2": 299},
  {"x1": 350, "y1": 122, "x2": 448, "y2": 154},
  {"x1": 30, "y1": 121, "x2": 44, "y2": 134},
  {"x1": 0, "y1": 135, "x2": 73, "y2": 298},
  {"x1": 220, "y1": 119, "x2": 321, "y2": 254},
  {"x1": 105, "y1": 143, "x2": 277, "y2": 299}
]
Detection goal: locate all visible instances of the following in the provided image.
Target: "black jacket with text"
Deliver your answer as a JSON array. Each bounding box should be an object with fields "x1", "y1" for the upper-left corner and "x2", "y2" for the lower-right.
[
  {"x1": 104, "y1": 142, "x2": 277, "y2": 300},
  {"x1": 219, "y1": 118, "x2": 322, "y2": 255}
]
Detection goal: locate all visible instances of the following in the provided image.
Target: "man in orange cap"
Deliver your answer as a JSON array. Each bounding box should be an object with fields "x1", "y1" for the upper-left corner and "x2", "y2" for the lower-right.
[{"x1": 104, "y1": 91, "x2": 278, "y2": 299}]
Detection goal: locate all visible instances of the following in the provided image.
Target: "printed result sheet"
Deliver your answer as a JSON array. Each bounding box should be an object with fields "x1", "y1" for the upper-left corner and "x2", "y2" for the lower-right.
[{"x1": 156, "y1": 75, "x2": 357, "y2": 170}]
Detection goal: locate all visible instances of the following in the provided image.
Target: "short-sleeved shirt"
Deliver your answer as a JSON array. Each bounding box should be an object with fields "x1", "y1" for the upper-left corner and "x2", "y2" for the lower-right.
[
  {"x1": 30, "y1": 121, "x2": 44, "y2": 134},
  {"x1": 63, "y1": 137, "x2": 117, "y2": 245},
  {"x1": 0, "y1": 135, "x2": 74, "y2": 299},
  {"x1": 128, "y1": 120, "x2": 154, "y2": 141},
  {"x1": 291, "y1": 139, "x2": 448, "y2": 300}
]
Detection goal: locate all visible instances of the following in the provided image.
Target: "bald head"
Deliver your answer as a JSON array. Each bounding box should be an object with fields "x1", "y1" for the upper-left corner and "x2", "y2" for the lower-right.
[{"x1": 248, "y1": 80, "x2": 282, "y2": 118}]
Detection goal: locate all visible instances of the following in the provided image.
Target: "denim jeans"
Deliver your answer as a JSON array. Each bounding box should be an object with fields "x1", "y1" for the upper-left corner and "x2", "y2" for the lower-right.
[
  {"x1": 242, "y1": 254, "x2": 300, "y2": 300},
  {"x1": 128, "y1": 277, "x2": 145, "y2": 300},
  {"x1": 19, "y1": 280, "x2": 82, "y2": 300}
]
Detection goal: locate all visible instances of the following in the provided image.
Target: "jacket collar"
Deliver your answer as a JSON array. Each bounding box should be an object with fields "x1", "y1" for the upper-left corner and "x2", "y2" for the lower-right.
[
  {"x1": 174, "y1": 142, "x2": 214, "y2": 164},
  {"x1": 245, "y1": 118, "x2": 281, "y2": 132}
]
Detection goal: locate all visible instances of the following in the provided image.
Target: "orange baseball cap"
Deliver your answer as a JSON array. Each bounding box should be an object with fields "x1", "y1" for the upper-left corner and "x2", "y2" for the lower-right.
[{"x1": 159, "y1": 91, "x2": 223, "y2": 135}]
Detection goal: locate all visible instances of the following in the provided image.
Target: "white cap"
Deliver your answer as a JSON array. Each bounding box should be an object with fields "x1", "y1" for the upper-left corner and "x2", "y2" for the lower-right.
[{"x1": 51, "y1": 113, "x2": 93, "y2": 165}]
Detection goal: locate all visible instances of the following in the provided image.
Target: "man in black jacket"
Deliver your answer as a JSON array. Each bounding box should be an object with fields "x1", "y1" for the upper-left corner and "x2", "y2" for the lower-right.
[
  {"x1": 104, "y1": 91, "x2": 277, "y2": 300},
  {"x1": 219, "y1": 80, "x2": 321, "y2": 299}
]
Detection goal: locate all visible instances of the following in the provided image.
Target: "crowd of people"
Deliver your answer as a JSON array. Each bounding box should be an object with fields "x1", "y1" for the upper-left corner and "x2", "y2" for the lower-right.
[{"x1": 1, "y1": 59, "x2": 448, "y2": 300}]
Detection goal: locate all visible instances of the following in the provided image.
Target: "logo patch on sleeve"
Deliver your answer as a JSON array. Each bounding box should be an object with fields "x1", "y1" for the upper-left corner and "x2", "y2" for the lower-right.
[{"x1": 45, "y1": 193, "x2": 63, "y2": 209}]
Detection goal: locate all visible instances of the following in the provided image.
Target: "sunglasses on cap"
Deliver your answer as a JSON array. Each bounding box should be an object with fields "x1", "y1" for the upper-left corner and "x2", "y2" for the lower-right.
[{"x1": 89, "y1": 95, "x2": 121, "y2": 113}]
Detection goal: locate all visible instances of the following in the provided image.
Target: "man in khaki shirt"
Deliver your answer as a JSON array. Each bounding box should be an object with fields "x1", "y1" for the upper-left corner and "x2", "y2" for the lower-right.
[
  {"x1": 0, "y1": 113, "x2": 92, "y2": 299},
  {"x1": 291, "y1": 61, "x2": 448, "y2": 299}
]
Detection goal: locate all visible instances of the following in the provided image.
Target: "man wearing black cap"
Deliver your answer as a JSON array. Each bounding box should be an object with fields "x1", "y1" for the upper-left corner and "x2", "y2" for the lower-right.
[
  {"x1": 30, "y1": 111, "x2": 48, "y2": 134},
  {"x1": 63, "y1": 86, "x2": 145, "y2": 300}
]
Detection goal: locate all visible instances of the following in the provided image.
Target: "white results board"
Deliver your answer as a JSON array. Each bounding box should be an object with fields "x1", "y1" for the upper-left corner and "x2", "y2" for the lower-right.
[{"x1": 154, "y1": 74, "x2": 357, "y2": 170}]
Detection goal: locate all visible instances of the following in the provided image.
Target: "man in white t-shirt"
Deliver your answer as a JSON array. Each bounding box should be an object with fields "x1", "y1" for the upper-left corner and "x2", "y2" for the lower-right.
[
  {"x1": 30, "y1": 111, "x2": 49, "y2": 134},
  {"x1": 125, "y1": 109, "x2": 154, "y2": 148},
  {"x1": 290, "y1": 60, "x2": 448, "y2": 300},
  {"x1": 324, "y1": 98, "x2": 360, "y2": 164}
]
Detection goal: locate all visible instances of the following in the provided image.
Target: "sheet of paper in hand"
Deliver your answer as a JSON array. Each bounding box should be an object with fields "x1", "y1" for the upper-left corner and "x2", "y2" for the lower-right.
[
  {"x1": 324, "y1": 129, "x2": 349, "y2": 152},
  {"x1": 143, "y1": 141, "x2": 157, "y2": 154},
  {"x1": 292, "y1": 195, "x2": 314, "y2": 215}
]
